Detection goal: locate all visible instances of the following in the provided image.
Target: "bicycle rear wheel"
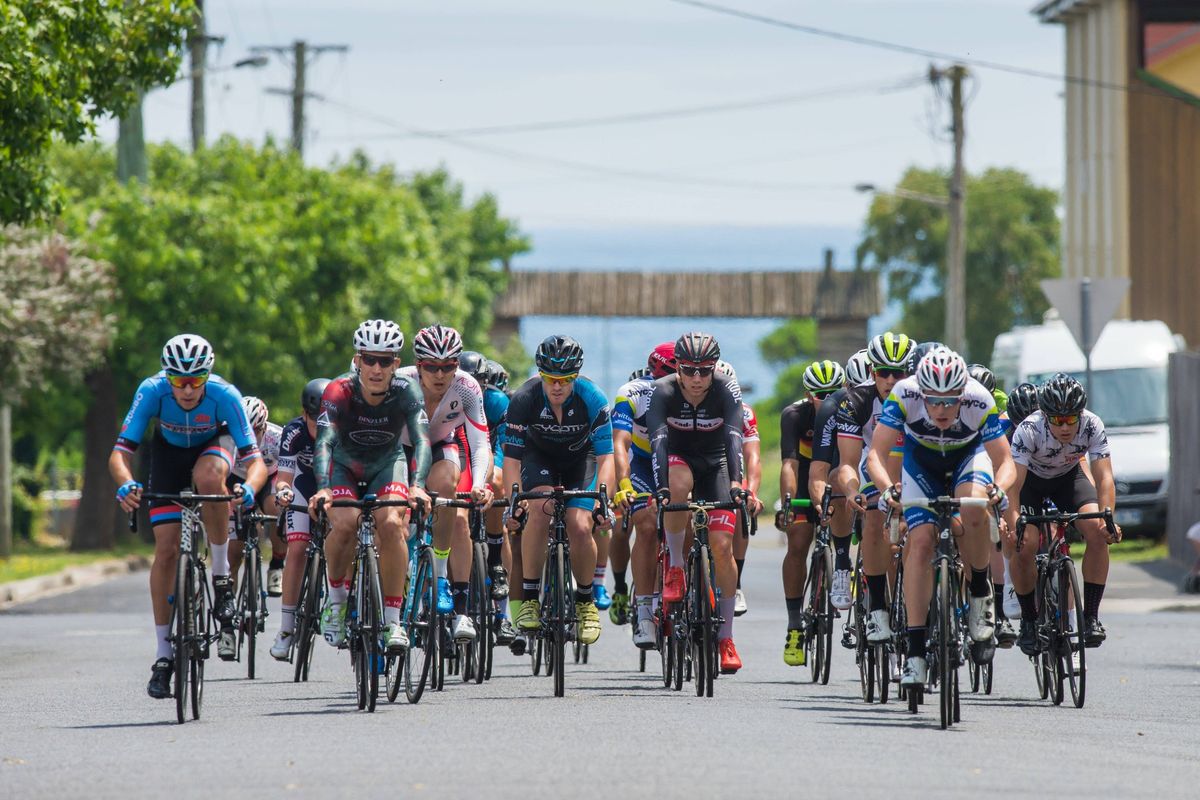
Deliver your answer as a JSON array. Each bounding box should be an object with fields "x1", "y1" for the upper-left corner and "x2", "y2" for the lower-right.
[
  {"x1": 173, "y1": 553, "x2": 192, "y2": 725},
  {"x1": 293, "y1": 552, "x2": 323, "y2": 682},
  {"x1": 551, "y1": 543, "x2": 568, "y2": 697},
  {"x1": 693, "y1": 545, "x2": 717, "y2": 698},
  {"x1": 404, "y1": 549, "x2": 436, "y2": 703},
  {"x1": 245, "y1": 547, "x2": 261, "y2": 679},
  {"x1": 875, "y1": 643, "x2": 889, "y2": 704},
  {"x1": 803, "y1": 551, "x2": 824, "y2": 683},
  {"x1": 190, "y1": 568, "x2": 208, "y2": 721},
  {"x1": 1061, "y1": 561, "x2": 1086, "y2": 708},
  {"x1": 937, "y1": 560, "x2": 954, "y2": 730}
]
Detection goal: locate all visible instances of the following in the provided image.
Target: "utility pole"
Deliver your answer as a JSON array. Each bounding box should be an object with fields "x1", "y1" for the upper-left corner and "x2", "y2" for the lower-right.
[
  {"x1": 189, "y1": 1, "x2": 226, "y2": 152},
  {"x1": 930, "y1": 64, "x2": 969, "y2": 356},
  {"x1": 252, "y1": 40, "x2": 348, "y2": 157}
]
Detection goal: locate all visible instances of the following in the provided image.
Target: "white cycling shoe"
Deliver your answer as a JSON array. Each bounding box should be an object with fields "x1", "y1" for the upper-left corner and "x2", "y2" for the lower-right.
[
  {"x1": 900, "y1": 656, "x2": 928, "y2": 687},
  {"x1": 385, "y1": 623, "x2": 410, "y2": 654},
  {"x1": 267, "y1": 568, "x2": 283, "y2": 597},
  {"x1": 452, "y1": 614, "x2": 477, "y2": 642},
  {"x1": 866, "y1": 609, "x2": 892, "y2": 644},
  {"x1": 270, "y1": 630, "x2": 293, "y2": 661},
  {"x1": 831, "y1": 569, "x2": 853, "y2": 610},
  {"x1": 734, "y1": 589, "x2": 748, "y2": 617},
  {"x1": 968, "y1": 595, "x2": 996, "y2": 642},
  {"x1": 633, "y1": 618, "x2": 657, "y2": 649}
]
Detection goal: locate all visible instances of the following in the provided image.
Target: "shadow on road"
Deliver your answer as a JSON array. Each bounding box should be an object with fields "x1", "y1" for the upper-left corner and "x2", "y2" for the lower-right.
[{"x1": 64, "y1": 720, "x2": 177, "y2": 730}]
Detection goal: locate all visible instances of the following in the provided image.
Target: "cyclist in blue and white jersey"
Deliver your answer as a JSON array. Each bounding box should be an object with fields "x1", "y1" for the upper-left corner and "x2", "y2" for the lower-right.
[
  {"x1": 866, "y1": 348, "x2": 1013, "y2": 689},
  {"x1": 503, "y1": 335, "x2": 615, "y2": 646},
  {"x1": 110, "y1": 334, "x2": 266, "y2": 699}
]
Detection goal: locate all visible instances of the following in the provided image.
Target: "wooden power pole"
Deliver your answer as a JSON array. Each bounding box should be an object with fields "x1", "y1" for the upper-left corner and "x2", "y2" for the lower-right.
[
  {"x1": 251, "y1": 40, "x2": 348, "y2": 157},
  {"x1": 930, "y1": 64, "x2": 969, "y2": 356}
]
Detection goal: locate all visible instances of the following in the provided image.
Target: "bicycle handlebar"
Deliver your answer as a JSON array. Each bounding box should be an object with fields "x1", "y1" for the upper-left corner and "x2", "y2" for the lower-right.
[
  {"x1": 1016, "y1": 507, "x2": 1117, "y2": 550},
  {"x1": 128, "y1": 492, "x2": 240, "y2": 534}
]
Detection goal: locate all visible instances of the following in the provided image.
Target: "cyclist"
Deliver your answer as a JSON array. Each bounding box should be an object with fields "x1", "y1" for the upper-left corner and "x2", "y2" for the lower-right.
[
  {"x1": 712, "y1": 359, "x2": 761, "y2": 617},
  {"x1": 503, "y1": 335, "x2": 615, "y2": 647},
  {"x1": 110, "y1": 334, "x2": 265, "y2": 699},
  {"x1": 868, "y1": 348, "x2": 1013, "y2": 689},
  {"x1": 836, "y1": 332, "x2": 915, "y2": 650},
  {"x1": 270, "y1": 379, "x2": 328, "y2": 660},
  {"x1": 398, "y1": 325, "x2": 494, "y2": 643},
  {"x1": 308, "y1": 320, "x2": 432, "y2": 656},
  {"x1": 218, "y1": 395, "x2": 283, "y2": 659},
  {"x1": 779, "y1": 359, "x2": 843, "y2": 666},
  {"x1": 1007, "y1": 382, "x2": 1040, "y2": 427},
  {"x1": 647, "y1": 332, "x2": 746, "y2": 673},
  {"x1": 1008, "y1": 372, "x2": 1121, "y2": 651},
  {"x1": 611, "y1": 342, "x2": 676, "y2": 646}
]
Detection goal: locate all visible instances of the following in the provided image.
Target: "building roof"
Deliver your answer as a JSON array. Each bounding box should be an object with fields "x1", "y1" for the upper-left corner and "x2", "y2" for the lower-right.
[{"x1": 1032, "y1": 0, "x2": 1095, "y2": 24}]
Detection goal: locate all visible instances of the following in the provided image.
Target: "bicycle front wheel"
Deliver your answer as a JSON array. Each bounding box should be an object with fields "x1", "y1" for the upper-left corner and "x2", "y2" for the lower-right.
[
  {"x1": 190, "y1": 566, "x2": 208, "y2": 721},
  {"x1": 173, "y1": 553, "x2": 192, "y2": 725},
  {"x1": 404, "y1": 548, "x2": 436, "y2": 704},
  {"x1": 937, "y1": 559, "x2": 954, "y2": 730},
  {"x1": 362, "y1": 548, "x2": 384, "y2": 712},
  {"x1": 551, "y1": 543, "x2": 568, "y2": 698},
  {"x1": 244, "y1": 546, "x2": 261, "y2": 679},
  {"x1": 1061, "y1": 560, "x2": 1086, "y2": 708},
  {"x1": 691, "y1": 545, "x2": 716, "y2": 698}
]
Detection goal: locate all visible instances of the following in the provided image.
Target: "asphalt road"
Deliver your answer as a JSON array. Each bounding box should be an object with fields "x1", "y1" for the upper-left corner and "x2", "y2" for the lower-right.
[{"x1": 2, "y1": 552, "x2": 1199, "y2": 799}]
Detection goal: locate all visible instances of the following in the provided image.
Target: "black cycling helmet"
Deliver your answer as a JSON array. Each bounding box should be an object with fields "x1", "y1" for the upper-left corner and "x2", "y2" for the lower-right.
[
  {"x1": 535, "y1": 335, "x2": 584, "y2": 376},
  {"x1": 458, "y1": 350, "x2": 487, "y2": 381},
  {"x1": 484, "y1": 359, "x2": 509, "y2": 391},
  {"x1": 908, "y1": 340, "x2": 945, "y2": 373},
  {"x1": 1039, "y1": 372, "x2": 1087, "y2": 416},
  {"x1": 967, "y1": 363, "x2": 996, "y2": 393},
  {"x1": 675, "y1": 331, "x2": 720, "y2": 365},
  {"x1": 302, "y1": 378, "x2": 331, "y2": 418},
  {"x1": 1006, "y1": 382, "x2": 1040, "y2": 425}
]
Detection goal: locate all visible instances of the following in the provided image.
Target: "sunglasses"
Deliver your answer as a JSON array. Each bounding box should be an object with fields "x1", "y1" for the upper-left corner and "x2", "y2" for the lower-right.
[
  {"x1": 813, "y1": 389, "x2": 837, "y2": 400},
  {"x1": 359, "y1": 354, "x2": 397, "y2": 368},
  {"x1": 1048, "y1": 413, "x2": 1079, "y2": 426},
  {"x1": 166, "y1": 373, "x2": 209, "y2": 389},
  {"x1": 924, "y1": 395, "x2": 962, "y2": 408},
  {"x1": 876, "y1": 368, "x2": 907, "y2": 379},
  {"x1": 678, "y1": 364, "x2": 715, "y2": 378},
  {"x1": 419, "y1": 361, "x2": 457, "y2": 374},
  {"x1": 540, "y1": 372, "x2": 577, "y2": 386}
]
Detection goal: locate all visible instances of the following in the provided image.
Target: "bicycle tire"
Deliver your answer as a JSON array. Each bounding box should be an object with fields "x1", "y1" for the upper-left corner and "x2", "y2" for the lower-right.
[
  {"x1": 173, "y1": 552, "x2": 191, "y2": 725},
  {"x1": 404, "y1": 549, "x2": 435, "y2": 703},
  {"x1": 854, "y1": 569, "x2": 872, "y2": 702},
  {"x1": 875, "y1": 644, "x2": 889, "y2": 704},
  {"x1": 246, "y1": 547, "x2": 260, "y2": 680},
  {"x1": 938, "y1": 559, "x2": 953, "y2": 730},
  {"x1": 1042, "y1": 568, "x2": 1065, "y2": 706},
  {"x1": 1062, "y1": 560, "x2": 1086, "y2": 708},
  {"x1": 552, "y1": 543, "x2": 568, "y2": 697},
  {"x1": 471, "y1": 542, "x2": 490, "y2": 684},
  {"x1": 190, "y1": 567, "x2": 208, "y2": 721},
  {"x1": 803, "y1": 550, "x2": 823, "y2": 683},
  {"x1": 365, "y1": 548, "x2": 384, "y2": 712},
  {"x1": 294, "y1": 553, "x2": 322, "y2": 683},
  {"x1": 661, "y1": 616, "x2": 673, "y2": 688},
  {"x1": 700, "y1": 546, "x2": 718, "y2": 697},
  {"x1": 982, "y1": 659, "x2": 993, "y2": 695}
]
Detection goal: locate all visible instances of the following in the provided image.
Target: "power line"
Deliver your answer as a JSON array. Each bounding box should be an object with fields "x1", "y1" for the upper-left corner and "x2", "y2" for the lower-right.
[{"x1": 667, "y1": 0, "x2": 1184, "y2": 100}]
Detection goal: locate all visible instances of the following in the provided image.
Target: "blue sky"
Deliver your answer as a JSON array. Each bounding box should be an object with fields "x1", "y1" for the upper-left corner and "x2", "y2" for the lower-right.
[{"x1": 101, "y1": 1, "x2": 1066, "y2": 230}]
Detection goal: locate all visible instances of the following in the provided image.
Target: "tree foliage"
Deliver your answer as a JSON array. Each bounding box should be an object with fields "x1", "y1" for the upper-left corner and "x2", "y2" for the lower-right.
[
  {"x1": 856, "y1": 166, "x2": 1060, "y2": 363},
  {"x1": 756, "y1": 318, "x2": 818, "y2": 453},
  {"x1": 0, "y1": 0, "x2": 194, "y2": 223}
]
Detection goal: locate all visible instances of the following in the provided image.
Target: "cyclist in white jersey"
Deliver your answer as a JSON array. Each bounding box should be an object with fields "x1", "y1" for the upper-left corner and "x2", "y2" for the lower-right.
[{"x1": 399, "y1": 325, "x2": 494, "y2": 642}]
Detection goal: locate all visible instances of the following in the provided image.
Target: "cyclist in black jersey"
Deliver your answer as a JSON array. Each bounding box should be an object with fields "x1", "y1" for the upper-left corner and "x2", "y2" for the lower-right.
[
  {"x1": 779, "y1": 360, "x2": 843, "y2": 667},
  {"x1": 646, "y1": 332, "x2": 745, "y2": 674},
  {"x1": 308, "y1": 320, "x2": 432, "y2": 655}
]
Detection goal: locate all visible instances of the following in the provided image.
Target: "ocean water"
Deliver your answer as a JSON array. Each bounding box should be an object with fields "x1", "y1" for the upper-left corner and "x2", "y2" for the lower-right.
[{"x1": 510, "y1": 224, "x2": 889, "y2": 401}]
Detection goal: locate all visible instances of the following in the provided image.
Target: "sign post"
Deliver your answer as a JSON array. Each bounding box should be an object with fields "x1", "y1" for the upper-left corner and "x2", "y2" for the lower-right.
[{"x1": 1039, "y1": 277, "x2": 1130, "y2": 394}]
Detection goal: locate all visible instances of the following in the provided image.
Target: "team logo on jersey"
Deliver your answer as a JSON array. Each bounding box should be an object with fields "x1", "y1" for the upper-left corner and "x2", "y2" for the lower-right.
[
  {"x1": 540, "y1": 408, "x2": 553, "y2": 419},
  {"x1": 316, "y1": 411, "x2": 331, "y2": 427},
  {"x1": 445, "y1": 412, "x2": 461, "y2": 421},
  {"x1": 450, "y1": 400, "x2": 458, "y2": 410},
  {"x1": 195, "y1": 414, "x2": 210, "y2": 423},
  {"x1": 349, "y1": 430, "x2": 395, "y2": 446}
]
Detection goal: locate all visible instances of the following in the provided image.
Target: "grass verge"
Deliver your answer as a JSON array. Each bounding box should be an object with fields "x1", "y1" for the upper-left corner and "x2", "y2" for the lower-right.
[
  {"x1": 0, "y1": 540, "x2": 153, "y2": 584},
  {"x1": 1069, "y1": 537, "x2": 1167, "y2": 563}
]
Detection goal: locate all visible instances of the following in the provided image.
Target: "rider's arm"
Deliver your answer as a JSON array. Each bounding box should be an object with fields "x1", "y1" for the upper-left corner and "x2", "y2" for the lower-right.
[
  {"x1": 743, "y1": 437, "x2": 761, "y2": 499},
  {"x1": 612, "y1": 429, "x2": 633, "y2": 485},
  {"x1": 719, "y1": 384, "x2": 744, "y2": 485},
  {"x1": 834, "y1": 394, "x2": 865, "y2": 498},
  {"x1": 807, "y1": 461, "x2": 829, "y2": 507},
  {"x1": 502, "y1": 386, "x2": 531, "y2": 494},
  {"x1": 312, "y1": 384, "x2": 343, "y2": 492},
  {"x1": 1090, "y1": 457, "x2": 1117, "y2": 511},
  {"x1": 110, "y1": 377, "x2": 158, "y2": 487},
  {"x1": 404, "y1": 383, "x2": 432, "y2": 490},
  {"x1": 646, "y1": 382, "x2": 671, "y2": 493},
  {"x1": 865, "y1": 424, "x2": 896, "y2": 494},
  {"x1": 1006, "y1": 462, "x2": 1027, "y2": 532},
  {"x1": 461, "y1": 378, "x2": 493, "y2": 491},
  {"x1": 983, "y1": 435, "x2": 1016, "y2": 497}
]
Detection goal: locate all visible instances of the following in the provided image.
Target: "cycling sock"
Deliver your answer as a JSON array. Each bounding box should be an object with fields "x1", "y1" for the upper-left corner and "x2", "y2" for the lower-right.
[
  {"x1": 1083, "y1": 582, "x2": 1105, "y2": 619},
  {"x1": 486, "y1": 535, "x2": 504, "y2": 569},
  {"x1": 433, "y1": 547, "x2": 450, "y2": 581},
  {"x1": 993, "y1": 583, "x2": 1007, "y2": 620},
  {"x1": 866, "y1": 573, "x2": 888, "y2": 612},
  {"x1": 328, "y1": 578, "x2": 349, "y2": 606},
  {"x1": 155, "y1": 624, "x2": 172, "y2": 660},
  {"x1": 268, "y1": 556, "x2": 284, "y2": 570},
  {"x1": 384, "y1": 597, "x2": 403, "y2": 626},
  {"x1": 522, "y1": 579, "x2": 539, "y2": 602},
  {"x1": 209, "y1": 542, "x2": 229, "y2": 577},
  {"x1": 593, "y1": 563, "x2": 606, "y2": 587},
  {"x1": 785, "y1": 596, "x2": 805, "y2": 629},
  {"x1": 666, "y1": 530, "x2": 685, "y2": 567},
  {"x1": 635, "y1": 595, "x2": 654, "y2": 621},
  {"x1": 970, "y1": 568, "x2": 991, "y2": 598},
  {"x1": 613, "y1": 568, "x2": 629, "y2": 595},
  {"x1": 735, "y1": 558, "x2": 745, "y2": 588},
  {"x1": 575, "y1": 585, "x2": 594, "y2": 603},
  {"x1": 718, "y1": 596, "x2": 736, "y2": 640},
  {"x1": 831, "y1": 535, "x2": 852, "y2": 571},
  {"x1": 280, "y1": 604, "x2": 296, "y2": 634},
  {"x1": 907, "y1": 626, "x2": 927, "y2": 659},
  {"x1": 1016, "y1": 590, "x2": 1037, "y2": 620},
  {"x1": 452, "y1": 582, "x2": 469, "y2": 615}
]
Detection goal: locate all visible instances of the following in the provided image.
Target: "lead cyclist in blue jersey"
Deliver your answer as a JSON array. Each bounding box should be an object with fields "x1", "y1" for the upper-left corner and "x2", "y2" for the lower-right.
[
  {"x1": 110, "y1": 334, "x2": 267, "y2": 700},
  {"x1": 503, "y1": 335, "x2": 615, "y2": 646}
]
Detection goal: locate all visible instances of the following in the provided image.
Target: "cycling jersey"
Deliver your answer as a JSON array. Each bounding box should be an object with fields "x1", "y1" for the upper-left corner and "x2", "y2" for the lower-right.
[
  {"x1": 114, "y1": 372, "x2": 259, "y2": 462},
  {"x1": 780, "y1": 398, "x2": 817, "y2": 463},
  {"x1": 314, "y1": 371, "x2": 431, "y2": 497},
  {"x1": 1011, "y1": 409, "x2": 1110, "y2": 480},
  {"x1": 879, "y1": 377, "x2": 1005, "y2": 461},
  {"x1": 835, "y1": 382, "x2": 888, "y2": 448},
  {"x1": 396, "y1": 367, "x2": 491, "y2": 491},
  {"x1": 233, "y1": 422, "x2": 281, "y2": 482},
  {"x1": 742, "y1": 403, "x2": 760, "y2": 444},
  {"x1": 278, "y1": 416, "x2": 317, "y2": 541},
  {"x1": 503, "y1": 376, "x2": 614, "y2": 462},
  {"x1": 483, "y1": 386, "x2": 509, "y2": 471},
  {"x1": 613, "y1": 375, "x2": 655, "y2": 459},
  {"x1": 646, "y1": 372, "x2": 743, "y2": 493}
]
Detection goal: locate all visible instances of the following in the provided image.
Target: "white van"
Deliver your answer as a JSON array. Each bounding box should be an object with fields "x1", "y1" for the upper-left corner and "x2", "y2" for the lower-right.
[{"x1": 991, "y1": 316, "x2": 1184, "y2": 534}]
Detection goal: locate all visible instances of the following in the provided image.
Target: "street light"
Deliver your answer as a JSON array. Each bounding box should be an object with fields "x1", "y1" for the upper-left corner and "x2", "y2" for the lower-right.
[{"x1": 855, "y1": 182, "x2": 949, "y2": 209}]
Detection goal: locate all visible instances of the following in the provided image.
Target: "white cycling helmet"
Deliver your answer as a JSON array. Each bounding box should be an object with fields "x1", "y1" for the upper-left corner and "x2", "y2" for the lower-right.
[
  {"x1": 161, "y1": 334, "x2": 214, "y2": 375},
  {"x1": 242, "y1": 396, "x2": 269, "y2": 432},
  {"x1": 353, "y1": 319, "x2": 404, "y2": 354},
  {"x1": 916, "y1": 348, "x2": 968, "y2": 394},
  {"x1": 412, "y1": 324, "x2": 463, "y2": 361},
  {"x1": 715, "y1": 359, "x2": 737, "y2": 382},
  {"x1": 845, "y1": 348, "x2": 872, "y2": 385}
]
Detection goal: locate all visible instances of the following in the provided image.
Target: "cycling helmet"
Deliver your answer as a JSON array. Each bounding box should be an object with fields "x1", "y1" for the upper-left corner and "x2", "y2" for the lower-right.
[
  {"x1": 803, "y1": 360, "x2": 845, "y2": 394},
  {"x1": 967, "y1": 363, "x2": 996, "y2": 393},
  {"x1": 413, "y1": 323, "x2": 463, "y2": 361},
  {"x1": 242, "y1": 396, "x2": 269, "y2": 432},
  {"x1": 485, "y1": 359, "x2": 509, "y2": 391},
  {"x1": 161, "y1": 334, "x2": 214, "y2": 375},
  {"x1": 1007, "y1": 382, "x2": 1039, "y2": 425},
  {"x1": 916, "y1": 348, "x2": 968, "y2": 394},
  {"x1": 458, "y1": 350, "x2": 487, "y2": 380},
  {"x1": 630, "y1": 367, "x2": 652, "y2": 382},
  {"x1": 302, "y1": 378, "x2": 330, "y2": 418},
  {"x1": 535, "y1": 335, "x2": 584, "y2": 376},
  {"x1": 845, "y1": 348, "x2": 872, "y2": 385},
  {"x1": 647, "y1": 342, "x2": 677, "y2": 379},
  {"x1": 866, "y1": 331, "x2": 914, "y2": 369},
  {"x1": 908, "y1": 340, "x2": 945, "y2": 373},
  {"x1": 675, "y1": 332, "x2": 720, "y2": 365},
  {"x1": 353, "y1": 319, "x2": 404, "y2": 354},
  {"x1": 715, "y1": 359, "x2": 737, "y2": 382},
  {"x1": 1039, "y1": 372, "x2": 1087, "y2": 416}
]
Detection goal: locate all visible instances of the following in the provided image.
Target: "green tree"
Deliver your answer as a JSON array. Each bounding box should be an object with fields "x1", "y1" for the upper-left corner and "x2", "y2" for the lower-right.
[
  {"x1": 0, "y1": 1, "x2": 194, "y2": 223},
  {"x1": 756, "y1": 318, "x2": 818, "y2": 453},
  {"x1": 856, "y1": 166, "x2": 1060, "y2": 363}
]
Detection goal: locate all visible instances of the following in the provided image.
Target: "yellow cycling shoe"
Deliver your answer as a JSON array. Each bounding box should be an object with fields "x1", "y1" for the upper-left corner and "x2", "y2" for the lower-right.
[
  {"x1": 577, "y1": 601, "x2": 602, "y2": 645},
  {"x1": 783, "y1": 628, "x2": 806, "y2": 666},
  {"x1": 516, "y1": 599, "x2": 541, "y2": 631}
]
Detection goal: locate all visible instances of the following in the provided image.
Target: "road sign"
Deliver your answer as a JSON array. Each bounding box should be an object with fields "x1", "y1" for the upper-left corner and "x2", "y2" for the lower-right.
[{"x1": 1039, "y1": 277, "x2": 1130, "y2": 354}]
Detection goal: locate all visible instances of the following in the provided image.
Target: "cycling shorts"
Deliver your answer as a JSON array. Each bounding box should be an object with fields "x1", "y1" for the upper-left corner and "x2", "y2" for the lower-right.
[
  {"x1": 519, "y1": 448, "x2": 599, "y2": 511},
  {"x1": 147, "y1": 431, "x2": 234, "y2": 528},
  {"x1": 284, "y1": 485, "x2": 312, "y2": 543},
  {"x1": 667, "y1": 452, "x2": 732, "y2": 505},
  {"x1": 425, "y1": 426, "x2": 474, "y2": 495},
  {"x1": 628, "y1": 455, "x2": 654, "y2": 515},
  {"x1": 1018, "y1": 463, "x2": 1097, "y2": 516},
  {"x1": 901, "y1": 445, "x2": 992, "y2": 529},
  {"x1": 329, "y1": 448, "x2": 410, "y2": 500}
]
